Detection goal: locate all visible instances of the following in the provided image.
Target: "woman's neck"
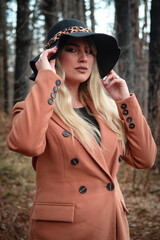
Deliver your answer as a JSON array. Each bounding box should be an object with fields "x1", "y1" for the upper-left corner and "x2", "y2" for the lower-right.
[{"x1": 65, "y1": 82, "x2": 84, "y2": 108}]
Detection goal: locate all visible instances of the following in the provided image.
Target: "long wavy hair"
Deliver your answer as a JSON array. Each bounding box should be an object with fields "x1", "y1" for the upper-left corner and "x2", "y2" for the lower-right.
[{"x1": 54, "y1": 37, "x2": 126, "y2": 152}]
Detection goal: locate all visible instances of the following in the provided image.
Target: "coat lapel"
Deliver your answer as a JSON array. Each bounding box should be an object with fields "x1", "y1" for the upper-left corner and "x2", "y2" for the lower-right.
[
  {"x1": 85, "y1": 98, "x2": 119, "y2": 173},
  {"x1": 51, "y1": 106, "x2": 115, "y2": 181}
]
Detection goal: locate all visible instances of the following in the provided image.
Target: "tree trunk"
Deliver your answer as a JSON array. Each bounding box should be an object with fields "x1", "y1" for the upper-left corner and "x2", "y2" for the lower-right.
[
  {"x1": 131, "y1": 0, "x2": 148, "y2": 114},
  {"x1": 90, "y1": 0, "x2": 95, "y2": 32},
  {"x1": 62, "y1": 0, "x2": 72, "y2": 18},
  {"x1": 148, "y1": 0, "x2": 160, "y2": 169},
  {"x1": 76, "y1": 0, "x2": 86, "y2": 23},
  {"x1": 115, "y1": 0, "x2": 135, "y2": 92},
  {"x1": 0, "y1": 0, "x2": 8, "y2": 113},
  {"x1": 41, "y1": 0, "x2": 58, "y2": 36},
  {"x1": 61, "y1": 0, "x2": 86, "y2": 23},
  {"x1": 14, "y1": 0, "x2": 31, "y2": 104}
]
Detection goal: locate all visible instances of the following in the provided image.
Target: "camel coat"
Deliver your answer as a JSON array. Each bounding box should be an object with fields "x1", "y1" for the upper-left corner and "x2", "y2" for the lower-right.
[{"x1": 7, "y1": 69, "x2": 157, "y2": 240}]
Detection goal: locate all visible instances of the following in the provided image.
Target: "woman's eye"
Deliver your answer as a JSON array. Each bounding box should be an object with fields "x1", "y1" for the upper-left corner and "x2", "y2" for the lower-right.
[
  {"x1": 65, "y1": 48, "x2": 77, "y2": 53},
  {"x1": 85, "y1": 49, "x2": 93, "y2": 55}
]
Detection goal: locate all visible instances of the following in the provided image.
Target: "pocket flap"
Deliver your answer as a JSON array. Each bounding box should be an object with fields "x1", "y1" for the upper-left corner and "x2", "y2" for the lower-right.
[{"x1": 32, "y1": 203, "x2": 75, "y2": 222}]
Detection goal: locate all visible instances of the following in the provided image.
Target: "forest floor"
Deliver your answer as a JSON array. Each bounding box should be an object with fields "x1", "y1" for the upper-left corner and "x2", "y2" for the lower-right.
[{"x1": 0, "y1": 112, "x2": 160, "y2": 240}]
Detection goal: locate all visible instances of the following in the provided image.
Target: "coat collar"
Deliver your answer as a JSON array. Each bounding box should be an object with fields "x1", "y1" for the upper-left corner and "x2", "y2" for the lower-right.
[{"x1": 51, "y1": 99, "x2": 118, "y2": 180}]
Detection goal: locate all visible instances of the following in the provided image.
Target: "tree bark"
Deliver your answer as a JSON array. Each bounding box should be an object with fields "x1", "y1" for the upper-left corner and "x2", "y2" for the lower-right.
[
  {"x1": 131, "y1": 0, "x2": 148, "y2": 113},
  {"x1": 148, "y1": 0, "x2": 160, "y2": 168},
  {"x1": 62, "y1": 0, "x2": 72, "y2": 18},
  {"x1": 0, "y1": 0, "x2": 9, "y2": 113},
  {"x1": 14, "y1": 0, "x2": 31, "y2": 104},
  {"x1": 61, "y1": 0, "x2": 86, "y2": 23},
  {"x1": 115, "y1": 0, "x2": 135, "y2": 92},
  {"x1": 76, "y1": 0, "x2": 86, "y2": 23},
  {"x1": 90, "y1": 0, "x2": 95, "y2": 32},
  {"x1": 41, "y1": 0, "x2": 58, "y2": 36}
]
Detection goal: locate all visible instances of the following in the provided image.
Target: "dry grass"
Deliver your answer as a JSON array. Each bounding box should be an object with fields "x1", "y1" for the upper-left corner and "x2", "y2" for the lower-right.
[
  {"x1": 118, "y1": 163, "x2": 160, "y2": 240},
  {"x1": 0, "y1": 112, "x2": 35, "y2": 240}
]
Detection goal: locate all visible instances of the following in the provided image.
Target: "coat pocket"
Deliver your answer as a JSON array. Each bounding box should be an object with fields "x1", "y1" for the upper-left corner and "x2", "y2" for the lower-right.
[
  {"x1": 120, "y1": 199, "x2": 129, "y2": 214},
  {"x1": 31, "y1": 202, "x2": 75, "y2": 222}
]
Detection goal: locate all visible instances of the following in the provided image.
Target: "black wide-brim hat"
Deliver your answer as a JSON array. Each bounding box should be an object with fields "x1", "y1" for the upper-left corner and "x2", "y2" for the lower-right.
[{"x1": 29, "y1": 19, "x2": 120, "y2": 81}]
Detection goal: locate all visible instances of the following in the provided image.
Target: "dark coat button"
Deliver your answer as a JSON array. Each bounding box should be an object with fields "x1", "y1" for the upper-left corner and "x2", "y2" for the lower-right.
[
  {"x1": 56, "y1": 80, "x2": 61, "y2": 86},
  {"x1": 121, "y1": 103, "x2": 127, "y2": 109},
  {"x1": 48, "y1": 98, "x2": 54, "y2": 105},
  {"x1": 129, "y1": 123, "x2": 135, "y2": 129},
  {"x1": 123, "y1": 109, "x2": 129, "y2": 116},
  {"x1": 51, "y1": 92, "x2": 56, "y2": 99},
  {"x1": 62, "y1": 130, "x2": 70, "y2": 137},
  {"x1": 126, "y1": 117, "x2": 132, "y2": 123},
  {"x1": 53, "y1": 86, "x2": 59, "y2": 93},
  {"x1": 119, "y1": 155, "x2": 123, "y2": 162},
  {"x1": 71, "y1": 158, "x2": 79, "y2": 166},
  {"x1": 106, "y1": 183, "x2": 114, "y2": 191},
  {"x1": 79, "y1": 186, "x2": 87, "y2": 194}
]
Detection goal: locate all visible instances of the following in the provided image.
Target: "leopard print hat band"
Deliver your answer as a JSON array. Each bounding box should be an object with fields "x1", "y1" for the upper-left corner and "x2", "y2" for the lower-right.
[{"x1": 46, "y1": 26, "x2": 92, "y2": 49}]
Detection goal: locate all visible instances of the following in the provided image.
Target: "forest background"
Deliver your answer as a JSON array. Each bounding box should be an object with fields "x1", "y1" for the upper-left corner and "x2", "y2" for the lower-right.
[{"x1": 0, "y1": 0, "x2": 160, "y2": 239}]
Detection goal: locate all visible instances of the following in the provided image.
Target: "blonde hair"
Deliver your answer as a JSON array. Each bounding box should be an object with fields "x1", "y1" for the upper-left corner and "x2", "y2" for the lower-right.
[{"x1": 54, "y1": 39, "x2": 126, "y2": 152}]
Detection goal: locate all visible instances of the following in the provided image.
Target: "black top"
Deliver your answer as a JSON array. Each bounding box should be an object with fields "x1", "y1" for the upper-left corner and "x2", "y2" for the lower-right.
[{"x1": 74, "y1": 107, "x2": 101, "y2": 145}]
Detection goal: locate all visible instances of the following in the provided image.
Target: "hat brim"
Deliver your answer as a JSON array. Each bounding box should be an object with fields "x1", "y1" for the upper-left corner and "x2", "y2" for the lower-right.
[{"x1": 29, "y1": 32, "x2": 120, "y2": 81}]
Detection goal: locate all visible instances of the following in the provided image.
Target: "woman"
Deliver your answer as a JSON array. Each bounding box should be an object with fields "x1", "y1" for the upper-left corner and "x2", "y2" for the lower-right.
[{"x1": 7, "y1": 19, "x2": 157, "y2": 240}]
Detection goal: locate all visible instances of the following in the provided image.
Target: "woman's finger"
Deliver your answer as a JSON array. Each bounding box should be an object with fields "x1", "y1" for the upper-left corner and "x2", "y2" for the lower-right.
[
  {"x1": 40, "y1": 47, "x2": 58, "y2": 60},
  {"x1": 103, "y1": 70, "x2": 120, "y2": 87},
  {"x1": 50, "y1": 59, "x2": 56, "y2": 73},
  {"x1": 105, "y1": 78, "x2": 125, "y2": 89}
]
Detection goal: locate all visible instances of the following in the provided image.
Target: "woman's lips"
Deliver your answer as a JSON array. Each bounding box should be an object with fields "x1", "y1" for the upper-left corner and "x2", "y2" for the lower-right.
[{"x1": 75, "y1": 67, "x2": 88, "y2": 73}]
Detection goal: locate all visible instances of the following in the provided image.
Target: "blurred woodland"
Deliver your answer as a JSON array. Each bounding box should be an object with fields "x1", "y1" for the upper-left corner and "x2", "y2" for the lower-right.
[{"x1": 0, "y1": 0, "x2": 160, "y2": 239}]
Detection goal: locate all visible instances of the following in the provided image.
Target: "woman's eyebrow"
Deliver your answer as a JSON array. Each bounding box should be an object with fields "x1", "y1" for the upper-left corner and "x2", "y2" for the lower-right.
[{"x1": 66, "y1": 42, "x2": 79, "y2": 47}]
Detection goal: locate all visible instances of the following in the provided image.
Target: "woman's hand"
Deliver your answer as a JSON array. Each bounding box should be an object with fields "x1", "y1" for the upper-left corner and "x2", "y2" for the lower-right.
[
  {"x1": 35, "y1": 47, "x2": 58, "y2": 73},
  {"x1": 102, "y1": 70, "x2": 130, "y2": 101}
]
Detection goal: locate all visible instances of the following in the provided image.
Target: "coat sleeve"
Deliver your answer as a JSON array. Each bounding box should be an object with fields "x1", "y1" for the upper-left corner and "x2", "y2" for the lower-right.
[
  {"x1": 7, "y1": 69, "x2": 62, "y2": 157},
  {"x1": 116, "y1": 94, "x2": 157, "y2": 169}
]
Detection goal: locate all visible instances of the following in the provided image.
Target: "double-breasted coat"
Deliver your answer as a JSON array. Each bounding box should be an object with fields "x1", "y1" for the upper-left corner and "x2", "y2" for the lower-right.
[{"x1": 7, "y1": 69, "x2": 157, "y2": 240}]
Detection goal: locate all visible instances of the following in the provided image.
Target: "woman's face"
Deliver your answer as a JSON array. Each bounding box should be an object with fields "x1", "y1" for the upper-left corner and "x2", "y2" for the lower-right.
[{"x1": 59, "y1": 37, "x2": 95, "y2": 86}]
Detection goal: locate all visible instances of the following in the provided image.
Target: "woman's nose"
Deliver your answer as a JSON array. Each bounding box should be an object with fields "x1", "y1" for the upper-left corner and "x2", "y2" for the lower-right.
[{"x1": 79, "y1": 51, "x2": 87, "y2": 62}]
